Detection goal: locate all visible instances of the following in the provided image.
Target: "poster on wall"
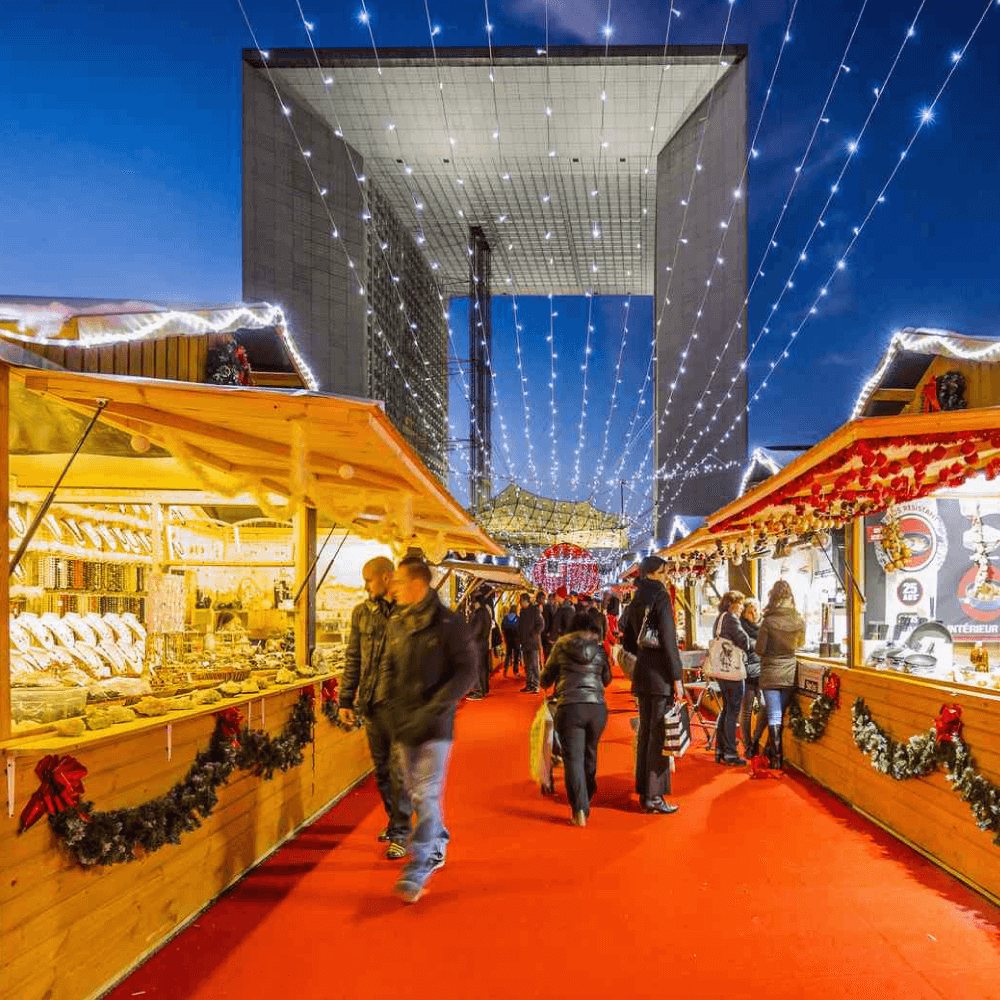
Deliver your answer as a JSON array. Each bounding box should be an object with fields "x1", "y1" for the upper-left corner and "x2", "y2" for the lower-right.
[{"x1": 873, "y1": 497, "x2": 1000, "y2": 641}]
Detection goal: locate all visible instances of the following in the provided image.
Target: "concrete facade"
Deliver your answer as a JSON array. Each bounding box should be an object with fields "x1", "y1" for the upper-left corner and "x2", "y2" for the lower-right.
[{"x1": 654, "y1": 56, "x2": 749, "y2": 537}]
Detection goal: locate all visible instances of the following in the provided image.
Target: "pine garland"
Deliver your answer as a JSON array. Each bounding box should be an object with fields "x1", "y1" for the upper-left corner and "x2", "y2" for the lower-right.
[
  {"x1": 787, "y1": 692, "x2": 837, "y2": 742},
  {"x1": 851, "y1": 697, "x2": 1000, "y2": 846},
  {"x1": 48, "y1": 693, "x2": 316, "y2": 867}
]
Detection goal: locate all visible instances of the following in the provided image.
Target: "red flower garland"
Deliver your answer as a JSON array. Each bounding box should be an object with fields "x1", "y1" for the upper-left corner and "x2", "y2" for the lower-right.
[
  {"x1": 215, "y1": 707, "x2": 244, "y2": 744},
  {"x1": 19, "y1": 754, "x2": 88, "y2": 833}
]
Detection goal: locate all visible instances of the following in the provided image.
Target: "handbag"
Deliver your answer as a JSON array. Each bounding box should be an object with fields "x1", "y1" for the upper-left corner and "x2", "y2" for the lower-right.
[
  {"x1": 638, "y1": 604, "x2": 661, "y2": 650},
  {"x1": 619, "y1": 604, "x2": 650, "y2": 678},
  {"x1": 663, "y1": 701, "x2": 691, "y2": 757},
  {"x1": 704, "y1": 614, "x2": 747, "y2": 681}
]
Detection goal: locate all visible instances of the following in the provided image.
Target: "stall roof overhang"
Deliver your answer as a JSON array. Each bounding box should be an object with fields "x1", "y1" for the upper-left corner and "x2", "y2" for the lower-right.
[
  {"x1": 5, "y1": 365, "x2": 503, "y2": 558},
  {"x1": 475, "y1": 483, "x2": 628, "y2": 550},
  {"x1": 437, "y1": 559, "x2": 530, "y2": 590},
  {"x1": 661, "y1": 406, "x2": 1000, "y2": 562},
  {"x1": 248, "y1": 45, "x2": 745, "y2": 297},
  {"x1": 0, "y1": 299, "x2": 318, "y2": 391},
  {"x1": 852, "y1": 328, "x2": 1000, "y2": 419}
]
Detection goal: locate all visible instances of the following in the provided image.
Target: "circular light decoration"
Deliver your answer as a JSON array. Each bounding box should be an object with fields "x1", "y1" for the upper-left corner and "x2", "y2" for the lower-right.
[{"x1": 530, "y1": 542, "x2": 600, "y2": 595}]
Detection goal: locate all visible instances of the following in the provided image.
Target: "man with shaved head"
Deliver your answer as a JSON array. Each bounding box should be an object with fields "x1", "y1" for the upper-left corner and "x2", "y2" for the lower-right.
[{"x1": 339, "y1": 555, "x2": 411, "y2": 859}]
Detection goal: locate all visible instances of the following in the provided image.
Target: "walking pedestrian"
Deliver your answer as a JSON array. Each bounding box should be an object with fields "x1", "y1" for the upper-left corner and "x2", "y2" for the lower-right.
[
  {"x1": 468, "y1": 592, "x2": 493, "y2": 700},
  {"x1": 755, "y1": 580, "x2": 806, "y2": 770},
  {"x1": 740, "y1": 598, "x2": 767, "y2": 759},
  {"x1": 621, "y1": 555, "x2": 684, "y2": 814},
  {"x1": 578, "y1": 593, "x2": 606, "y2": 640},
  {"x1": 501, "y1": 601, "x2": 521, "y2": 678},
  {"x1": 550, "y1": 589, "x2": 575, "y2": 644},
  {"x1": 518, "y1": 592, "x2": 544, "y2": 693},
  {"x1": 386, "y1": 556, "x2": 476, "y2": 903},
  {"x1": 712, "y1": 592, "x2": 751, "y2": 766},
  {"x1": 540, "y1": 612, "x2": 612, "y2": 826},
  {"x1": 538, "y1": 591, "x2": 554, "y2": 660},
  {"x1": 338, "y1": 556, "x2": 411, "y2": 860}
]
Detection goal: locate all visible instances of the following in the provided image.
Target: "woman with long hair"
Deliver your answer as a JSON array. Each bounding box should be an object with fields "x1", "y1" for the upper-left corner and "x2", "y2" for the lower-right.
[
  {"x1": 712, "y1": 591, "x2": 751, "y2": 765},
  {"x1": 755, "y1": 580, "x2": 806, "y2": 769},
  {"x1": 739, "y1": 598, "x2": 767, "y2": 758},
  {"x1": 540, "y1": 612, "x2": 613, "y2": 826}
]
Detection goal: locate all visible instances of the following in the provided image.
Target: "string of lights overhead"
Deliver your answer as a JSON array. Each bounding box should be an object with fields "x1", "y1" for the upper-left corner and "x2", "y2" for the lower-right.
[
  {"x1": 655, "y1": 0, "x2": 930, "y2": 487},
  {"x1": 662, "y1": 0, "x2": 998, "y2": 511},
  {"x1": 570, "y1": 292, "x2": 596, "y2": 495}
]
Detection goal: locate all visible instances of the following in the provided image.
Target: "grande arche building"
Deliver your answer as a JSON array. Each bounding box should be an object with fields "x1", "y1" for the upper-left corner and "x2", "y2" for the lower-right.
[{"x1": 242, "y1": 44, "x2": 749, "y2": 539}]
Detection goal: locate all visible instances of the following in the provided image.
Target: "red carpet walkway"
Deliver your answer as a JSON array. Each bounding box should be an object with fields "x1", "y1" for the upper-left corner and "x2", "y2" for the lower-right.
[{"x1": 108, "y1": 674, "x2": 1000, "y2": 1000}]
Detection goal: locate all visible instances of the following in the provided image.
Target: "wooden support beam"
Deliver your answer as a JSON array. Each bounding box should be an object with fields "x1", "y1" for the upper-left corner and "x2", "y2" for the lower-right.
[
  {"x1": 1, "y1": 364, "x2": 11, "y2": 740},
  {"x1": 294, "y1": 505, "x2": 317, "y2": 670},
  {"x1": 847, "y1": 516, "x2": 866, "y2": 669},
  {"x1": 870, "y1": 388, "x2": 917, "y2": 404}
]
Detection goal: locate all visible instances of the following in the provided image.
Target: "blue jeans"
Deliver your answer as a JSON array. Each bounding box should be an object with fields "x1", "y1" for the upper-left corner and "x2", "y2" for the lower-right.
[
  {"x1": 762, "y1": 687, "x2": 793, "y2": 725},
  {"x1": 716, "y1": 678, "x2": 745, "y2": 760},
  {"x1": 397, "y1": 739, "x2": 452, "y2": 885},
  {"x1": 365, "y1": 707, "x2": 412, "y2": 843}
]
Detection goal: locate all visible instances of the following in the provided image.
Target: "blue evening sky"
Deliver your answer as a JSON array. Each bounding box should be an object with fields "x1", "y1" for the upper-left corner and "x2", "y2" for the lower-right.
[{"x1": 4, "y1": 1, "x2": 999, "y2": 536}]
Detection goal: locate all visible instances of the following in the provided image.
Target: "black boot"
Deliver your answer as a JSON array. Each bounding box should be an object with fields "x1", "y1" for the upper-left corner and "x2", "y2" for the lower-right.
[{"x1": 768, "y1": 724, "x2": 784, "y2": 770}]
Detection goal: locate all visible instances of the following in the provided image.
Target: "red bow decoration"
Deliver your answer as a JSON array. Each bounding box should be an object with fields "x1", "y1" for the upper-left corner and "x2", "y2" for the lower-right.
[
  {"x1": 19, "y1": 754, "x2": 88, "y2": 834},
  {"x1": 215, "y1": 707, "x2": 244, "y2": 743},
  {"x1": 934, "y1": 703, "x2": 963, "y2": 744},
  {"x1": 303, "y1": 688, "x2": 316, "y2": 707},
  {"x1": 823, "y1": 672, "x2": 841, "y2": 707},
  {"x1": 321, "y1": 679, "x2": 338, "y2": 703}
]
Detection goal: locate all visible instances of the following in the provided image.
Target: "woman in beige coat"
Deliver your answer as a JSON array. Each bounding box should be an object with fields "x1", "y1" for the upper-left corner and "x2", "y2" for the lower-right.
[{"x1": 754, "y1": 580, "x2": 805, "y2": 769}]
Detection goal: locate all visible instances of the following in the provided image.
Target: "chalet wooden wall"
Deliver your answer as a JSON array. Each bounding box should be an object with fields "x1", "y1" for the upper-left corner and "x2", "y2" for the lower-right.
[
  {"x1": 786, "y1": 668, "x2": 1000, "y2": 902},
  {"x1": 0, "y1": 689, "x2": 371, "y2": 1000},
  {"x1": 901, "y1": 355, "x2": 1000, "y2": 415}
]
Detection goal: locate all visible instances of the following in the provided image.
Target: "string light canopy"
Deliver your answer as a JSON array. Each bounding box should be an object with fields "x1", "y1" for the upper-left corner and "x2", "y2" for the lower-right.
[{"x1": 248, "y1": 45, "x2": 740, "y2": 298}]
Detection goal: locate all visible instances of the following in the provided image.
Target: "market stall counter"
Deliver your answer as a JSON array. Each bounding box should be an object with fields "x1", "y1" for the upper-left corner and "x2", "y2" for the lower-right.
[
  {"x1": 659, "y1": 404, "x2": 1000, "y2": 903},
  {"x1": 2, "y1": 358, "x2": 501, "y2": 1000}
]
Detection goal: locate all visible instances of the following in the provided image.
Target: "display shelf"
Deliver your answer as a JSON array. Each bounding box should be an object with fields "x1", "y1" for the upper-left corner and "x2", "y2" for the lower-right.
[
  {"x1": 0, "y1": 672, "x2": 337, "y2": 754},
  {"x1": 161, "y1": 561, "x2": 295, "y2": 569}
]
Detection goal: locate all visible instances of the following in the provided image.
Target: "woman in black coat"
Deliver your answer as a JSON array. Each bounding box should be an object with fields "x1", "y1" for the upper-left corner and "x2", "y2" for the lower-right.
[
  {"x1": 540, "y1": 613, "x2": 612, "y2": 827},
  {"x1": 712, "y1": 591, "x2": 752, "y2": 765},
  {"x1": 740, "y1": 599, "x2": 767, "y2": 758}
]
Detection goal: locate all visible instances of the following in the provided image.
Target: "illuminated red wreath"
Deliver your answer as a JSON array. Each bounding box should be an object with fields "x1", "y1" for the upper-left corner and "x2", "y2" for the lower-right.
[{"x1": 531, "y1": 542, "x2": 600, "y2": 595}]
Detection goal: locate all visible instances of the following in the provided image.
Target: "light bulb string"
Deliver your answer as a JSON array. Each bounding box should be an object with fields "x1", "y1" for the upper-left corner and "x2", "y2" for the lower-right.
[{"x1": 664, "y1": 0, "x2": 998, "y2": 504}]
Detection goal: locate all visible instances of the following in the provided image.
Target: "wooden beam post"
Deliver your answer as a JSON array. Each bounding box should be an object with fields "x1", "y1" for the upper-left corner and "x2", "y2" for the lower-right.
[
  {"x1": 294, "y1": 504, "x2": 317, "y2": 670},
  {"x1": 846, "y1": 515, "x2": 866, "y2": 669},
  {"x1": 1, "y1": 364, "x2": 10, "y2": 740}
]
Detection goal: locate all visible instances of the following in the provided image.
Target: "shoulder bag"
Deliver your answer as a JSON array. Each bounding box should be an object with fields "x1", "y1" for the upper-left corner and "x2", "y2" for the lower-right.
[
  {"x1": 704, "y1": 614, "x2": 747, "y2": 681},
  {"x1": 618, "y1": 604, "x2": 650, "y2": 679}
]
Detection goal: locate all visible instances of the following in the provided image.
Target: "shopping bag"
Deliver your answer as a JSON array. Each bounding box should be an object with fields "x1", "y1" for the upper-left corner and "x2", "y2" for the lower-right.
[
  {"x1": 529, "y1": 700, "x2": 555, "y2": 793},
  {"x1": 617, "y1": 644, "x2": 637, "y2": 679},
  {"x1": 663, "y1": 702, "x2": 691, "y2": 757},
  {"x1": 704, "y1": 615, "x2": 747, "y2": 681}
]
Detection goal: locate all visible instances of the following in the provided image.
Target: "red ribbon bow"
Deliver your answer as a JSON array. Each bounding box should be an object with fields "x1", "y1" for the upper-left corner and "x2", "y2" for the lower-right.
[
  {"x1": 18, "y1": 754, "x2": 88, "y2": 834},
  {"x1": 215, "y1": 707, "x2": 244, "y2": 743},
  {"x1": 748, "y1": 754, "x2": 782, "y2": 780},
  {"x1": 823, "y1": 672, "x2": 841, "y2": 707},
  {"x1": 321, "y1": 679, "x2": 338, "y2": 703},
  {"x1": 934, "y1": 703, "x2": 963, "y2": 744}
]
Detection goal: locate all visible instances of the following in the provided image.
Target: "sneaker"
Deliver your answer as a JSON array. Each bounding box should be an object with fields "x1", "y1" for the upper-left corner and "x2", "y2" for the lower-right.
[
  {"x1": 571, "y1": 810, "x2": 587, "y2": 827},
  {"x1": 394, "y1": 878, "x2": 426, "y2": 904},
  {"x1": 377, "y1": 828, "x2": 390, "y2": 842},
  {"x1": 429, "y1": 852, "x2": 446, "y2": 873},
  {"x1": 385, "y1": 841, "x2": 407, "y2": 860},
  {"x1": 467, "y1": 693, "x2": 483, "y2": 701},
  {"x1": 519, "y1": 686, "x2": 531, "y2": 693},
  {"x1": 722, "y1": 756, "x2": 747, "y2": 767}
]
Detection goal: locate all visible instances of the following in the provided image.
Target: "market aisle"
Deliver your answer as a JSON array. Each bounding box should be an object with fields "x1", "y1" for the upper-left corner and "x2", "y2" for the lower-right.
[{"x1": 108, "y1": 674, "x2": 1000, "y2": 1000}]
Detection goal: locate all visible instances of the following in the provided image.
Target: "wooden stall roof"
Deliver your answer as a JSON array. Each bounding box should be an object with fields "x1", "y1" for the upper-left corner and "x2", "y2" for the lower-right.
[
  {"x1": 438, "y1": 559, "x2": 531, "y2": 590},
  {"x1": 7, "y1": 365, "x2": 503, "y2": 559},
  {"x1": 852, "y1": 328, "x2": 1000, "y2": 419},
  {"x1": 660, "y1": 405, "x2": 1000, "y2": 562},
  {"x1": 0, "y1": 299, "x2": 318, "y2": 391}
]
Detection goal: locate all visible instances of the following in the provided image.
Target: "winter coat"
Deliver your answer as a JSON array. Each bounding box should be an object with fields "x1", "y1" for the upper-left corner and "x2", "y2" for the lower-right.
[
  {"x1": 713, "y1": 612, "x2": 753, "y2": 657},
  {"x1": 550, "y1": 602, "x2": 575, "y2": 642},
  {"x1": 518, "y1": 603, "x2": 544, "y2": 650},
  {"x1": 542, "y1": 601, "x2": 556, "y2": 636},
  {"x1": 469, "y1": 604, "x2": 493, "y2": 648},
  {"x1": 755, "y1": 604, "x2": 806, "y2": 689},
  {"x1": 741, "y1": 617, "x2": 761, "y2": 677},
  {"x1": 384, "y1": 590, "x2": 477, "y2": 745},
  {"x1": 502, "y1": 610, "x2": 519, "y2": 640},
  {"x1": 540, "y1": 632, "x2": 612, "y2": 708},
  {"x1": 621, "y1": 577, "x2": 683, "y2": 696},
  {"x1": 338, "y1": 596, "x2": 393, "y2": 714},
  {"x1": 586, "y1": 606, "x2": 606, "y2": 640}
]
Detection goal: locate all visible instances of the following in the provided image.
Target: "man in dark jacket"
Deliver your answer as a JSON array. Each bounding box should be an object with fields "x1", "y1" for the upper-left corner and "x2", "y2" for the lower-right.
[
  {"x1": 385, "y1": 556, "x2": 476, "y2": 903},
  {"x1": 578, "y1": 594, "x2": 606, "y2": 640},
  {"x1": 518, "y1": 592, "x2": 544, "y2": 693},
  {"x1": 468, "y1": 592, "x2": 494, "y2": 699},
  {"x1": 501, "y1": 604, "x2": 521, "y2": 677},
  {"x1": 338, "y1": 556, "x2": 411, "y2": 857},
  {"x1": 540, "y1": 612, "x2": 613, "y2": 825},
  {"x1": 550, "y1": 591, "x2": 575, "y2": 644},
  {"x1": 621, "y1": 555, "x2": 684, "y2": 814}
]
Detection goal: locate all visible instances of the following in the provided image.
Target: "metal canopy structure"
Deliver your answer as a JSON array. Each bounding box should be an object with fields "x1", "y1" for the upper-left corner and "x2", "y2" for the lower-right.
[{"x1": 252, "y1": 45, "x2": 742, "y2": 297}]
